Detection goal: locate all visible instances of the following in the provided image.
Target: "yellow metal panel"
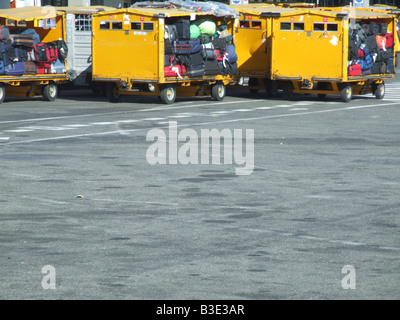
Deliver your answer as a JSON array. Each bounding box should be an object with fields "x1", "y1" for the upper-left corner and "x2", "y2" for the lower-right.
[
  {"x1": 92, "y1": 11, "x2": 159, "y2": 82},
  {"x1": 270, "y1": 12, "x2": 344, "y2": 80}
]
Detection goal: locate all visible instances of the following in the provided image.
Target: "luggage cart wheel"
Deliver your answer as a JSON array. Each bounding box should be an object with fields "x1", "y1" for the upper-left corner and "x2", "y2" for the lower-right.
[
  {"x1": 211, "y1": 83, "x2": 225, "y2": 101},
  {"x1": 282, "y1": 82, "x2": 294, "y2": 100},
  {"x1": 160, "y1": 85, "x2": 176, "y2": 104},
  {"x1": 340, "y1": 84, "x2": 353, "y2": 103},
  {"x1": 106, "y1": 83, "x2": 120, "y2": 103},
  {"x1": 0, "y1": 84, "x2": 5, "y2": 104},
  {"x1": 373, "y1": 82, "x2": 385, "y2": 100},
  {"x1": 265, "y1": 79, "x2": 278, "y2": 98},
  {"x1": 42, "y1": 83, "x2": 58, "y2": 102}
]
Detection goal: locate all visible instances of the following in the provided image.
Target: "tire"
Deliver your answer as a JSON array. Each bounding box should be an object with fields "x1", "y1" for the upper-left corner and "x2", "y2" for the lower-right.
[
  {"x1": 106, "y1": 83, "x2": 120, "y2": 103},
  {"x1": 248, "y1": 78, "x2": 259, "y2": 94},
  {"x1": 160, "y1": 85, "x2": 176, "y2": 104},
  {"x1": 211, "y1": 83, "x2": 225, "y2": 101},
  {"x1": 42, "y1": 83, "x2": 58, "y2": 101},
  {"x1": 0, "y1": 84, "x2": 5, "y2": 104},
  {"x1": 265, "y1": 79, "x2": 278, "y2": 98},
  {"x1": 340, "y1": 84, "x2": 353, "y2": 102},
  {"x1": 317, "y1": 94, "x2": 326, "y2": 99},
  {"x1": 374, "y1": 82, "x2": 385, "y2": 100},
  {"x1": 282, "y1": 82, "x2": 294, "y2": 100}
]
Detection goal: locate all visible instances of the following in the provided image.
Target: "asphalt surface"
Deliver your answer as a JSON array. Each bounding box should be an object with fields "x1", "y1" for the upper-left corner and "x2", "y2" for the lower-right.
[{"x1": 0, "y1": 75, "x2": 399, "y2": 301}]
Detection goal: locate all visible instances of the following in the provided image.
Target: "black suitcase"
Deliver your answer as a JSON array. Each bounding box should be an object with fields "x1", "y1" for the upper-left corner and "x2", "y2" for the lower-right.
[
  {"x1": 186, "y1": 63, "x2": 205, "y2": 77},
  {"x1": 174, "y1": 18, "x2": 190, "y2": 40},
  {"x1": 188, "y1": 52, "x2": 204, "y2": 66},
  {"x1": 204, "y1": 59, "x2": 220, "y2": 75}
]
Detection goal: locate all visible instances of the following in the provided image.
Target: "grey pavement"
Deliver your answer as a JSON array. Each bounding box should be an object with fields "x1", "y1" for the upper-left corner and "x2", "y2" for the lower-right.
[{"x1": 0, "y1": 77, "x2": 399, "y2": 300}]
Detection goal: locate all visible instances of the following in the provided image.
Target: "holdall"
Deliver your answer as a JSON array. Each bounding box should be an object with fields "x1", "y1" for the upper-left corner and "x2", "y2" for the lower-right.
[
  {"x1": 173, "y1": 40, "x2": 191, "y2": 55},
  {"x1": 218, "y1": 60, "x2": 238, "y2": 76},
  {"x1": 0, "y1": 41, "x2": 17, "y2": 66},
  {"x1": 13, "y1": 28, "x2": 40, "y2": 44},
  {"x1": 164, "y1": 64, "x2": 186, "y2": 78},
  {"x1": 0, "y1": 25, "x2": 10, "y2": 41},
  {"x1": 34, "y1": 42, "x2": 58, "y2": 62},
  {"x1": 37, "y1": 61, "x2": 51, "y2": 74},
  {"x1": 10, "y1": 34, "x2": 34, "y2": 47},
  {"x1": 348, "y1": 64, "x2": 362, "y2": 76},
  {"x1": 190, "y1": 24, "x2": 201, "y2": 39},
  {"x1": 376, "y1": 35, "x2": 386, "y2": 50},
  {"x1": 23, "y1": 61, "x2": 38, "y2": 74},
  {"x1": 4, "y1": 61, "x2": 25, "y2": 75},
  {"x1": 225, "y1": 43, "x2": 238, "y2": 64},
  {"x1": 174, "y1": 18, "x2": 190, "y2": 40},
  {"x1": 196, "y1": 19, "x2": 216, "y2": 36},
  {"x1": 384, "y1": 33, "x2": 394, "y2": 48},
  {"x1": 186, "y1": 63, "x2": 205, "y2": 77},
  {"x1": 189, "y1": 38, "x2": 202, "y2": 54},
  {"x1": 14, "y1": 46, "x2": 28, "y2": 62},
  {"x1": 202, "y1": 42, "x2": 217, "y2": 60},
  {"x1": 212, "y1": 37, "x2": 227, "y2": 52}
]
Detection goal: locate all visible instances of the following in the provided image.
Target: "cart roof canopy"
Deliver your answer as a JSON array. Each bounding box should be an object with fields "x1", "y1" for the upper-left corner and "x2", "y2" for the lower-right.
[
  {"x1": 0, "y1": 6, "x2": 64, "y2": 21},
  {"x1": 56, "y1": 6, "x2": 115, "y2": 14}
]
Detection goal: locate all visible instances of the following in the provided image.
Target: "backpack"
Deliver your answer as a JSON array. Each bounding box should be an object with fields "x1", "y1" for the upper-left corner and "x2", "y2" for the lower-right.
[{"x1": 51, "y1": 40, "x2": 68, "y2": 62}]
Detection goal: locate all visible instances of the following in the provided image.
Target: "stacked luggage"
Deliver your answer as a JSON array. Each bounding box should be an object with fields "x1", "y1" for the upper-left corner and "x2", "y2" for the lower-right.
[
  {"x1": 0, "y1": 25, "x2": 67, "y2": 76},
  {"x1": 348, "y1": 20, "x2": 395, "y2": 76},
  {"x1": 164, "y1": 18, "x2": 238, "y2": 78}
]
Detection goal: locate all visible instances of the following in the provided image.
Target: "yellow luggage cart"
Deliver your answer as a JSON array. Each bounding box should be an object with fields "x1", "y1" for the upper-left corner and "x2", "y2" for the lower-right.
[
  {"x1": 91, "y1": 6, "x2": 238, "y2": 104},
  {"x1": 268, "y1": 7, "x2": 397, "y2": 101},
  {"x1": 232, "y1": 6, "x2": 299, "y2": 96},
  {"x1": 0, "y1": 6, "x2": 69, "y2": 104},
  {"x1": 233, "y1": 5, "x2": 397, "y2": 102}
]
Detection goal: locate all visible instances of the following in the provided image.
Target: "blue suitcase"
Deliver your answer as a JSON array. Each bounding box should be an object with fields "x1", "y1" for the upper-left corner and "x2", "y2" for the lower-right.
[
  {"x1": 0, "y1": 61, "x2": 4, "y2": 74},
  {"x1": 4, "y1": 62, "x2": 25, "y2": 75}
]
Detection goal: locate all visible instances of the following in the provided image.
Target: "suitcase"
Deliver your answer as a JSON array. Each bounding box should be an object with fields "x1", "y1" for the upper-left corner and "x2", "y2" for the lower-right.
[
  {"x1": 23, "y1": 61, "x2": 38, "y2": 74},
  {"x1": 188, "y1": 52, "x2": 204, "y2": 66},
  {"x1": 16, "y1": 28, "x2": 41, "y2": 44},
  {"x1": 204, "y1": 59, "x2": 220, "y2": 75},
  {"x1": 10, "y1": 34, "x2": 34, "y2": 47},
  {"x1": 186, "y1": 63, "x2": 205, "y2": 77},
  {"x1": 173, "y1": 40, "x2": 190, "y2": 55},
  {"x1": 50, "y1": 60, "x2": 66, "y2": 74},
  {"x1": 0, "y1": 61, "x2": 4, "y2": 74},
  {"x1": 37, "y1": 62, "x2": 51, "y2": 74},
  {"x1": 0, "y1": 25, "x2": 10, "y2": 41},
  {"x1": 348, "y1": 64, "x2": 361, "y2": 76},
  {"x1": 4, "y1": 62, "x2": 25, "y2": 75},
  {"x1": 174, "y1": 18, "x2": 190, "y2": 40}
]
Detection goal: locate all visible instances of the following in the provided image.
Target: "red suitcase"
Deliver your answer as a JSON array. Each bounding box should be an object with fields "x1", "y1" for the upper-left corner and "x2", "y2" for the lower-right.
[{"x1": 348, "y1": 64, "x2": 361, "y2": 76}]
